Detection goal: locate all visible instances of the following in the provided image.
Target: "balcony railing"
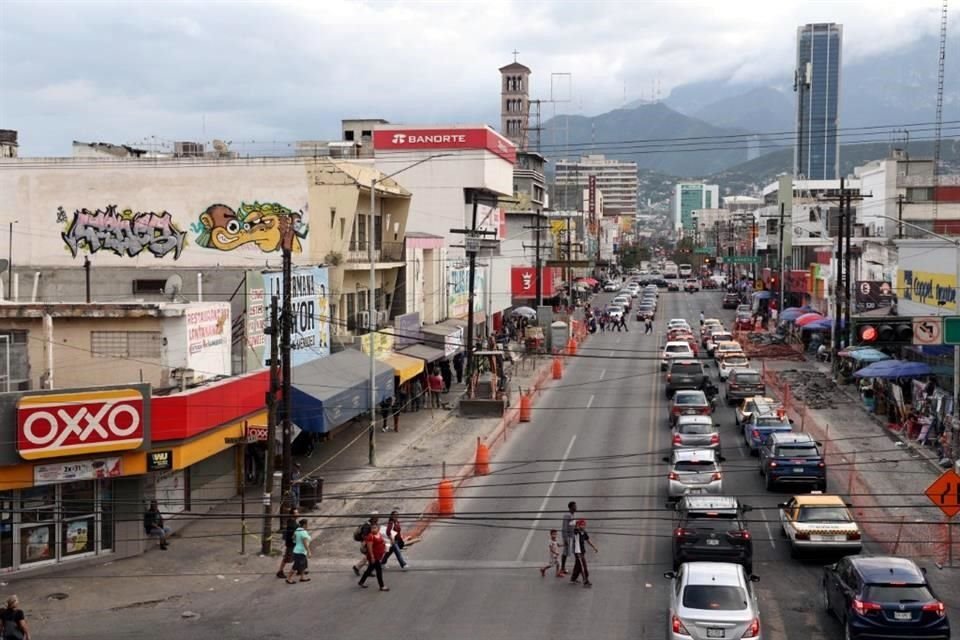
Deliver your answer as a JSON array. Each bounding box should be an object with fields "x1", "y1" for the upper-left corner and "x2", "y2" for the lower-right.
[{"x1": 346, "y1": 241, "x2": 404, "y2": 263}]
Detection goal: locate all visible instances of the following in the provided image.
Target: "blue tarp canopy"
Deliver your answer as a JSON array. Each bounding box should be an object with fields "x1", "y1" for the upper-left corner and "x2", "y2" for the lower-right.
[
  {"x1": 290, "y1": 349, "x2": 394, "y2": 434},
  {"x1": 801, "y1": 317, "x2": 845, "y2": 332},
  {"x1": 780, "y1": 306, "x2": 815, "y2": 322},
  {"x1": 843, "y1": 347, "x2": 891, "y2": 363},
  {"x1": 852, "y1": 359, "x2": 933, "y2": 379}
]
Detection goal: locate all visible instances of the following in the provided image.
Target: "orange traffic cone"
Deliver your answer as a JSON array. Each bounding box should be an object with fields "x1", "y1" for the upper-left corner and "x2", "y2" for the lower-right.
[
  {"x1": 552, "y1": 356, "x2": 563, "y2": 380},
  {"x1": 567, "y1": 337, "x2": 577, "y2": 355},
  {"x1": 519, "y1": 392, "x2": 532, "y2": 422},
  {"x1": 474, "y1": 437, "x2": 490, "y2": 476},
  {"x1": 437, "y1": 476, "x2": 455, "y2": 516}
]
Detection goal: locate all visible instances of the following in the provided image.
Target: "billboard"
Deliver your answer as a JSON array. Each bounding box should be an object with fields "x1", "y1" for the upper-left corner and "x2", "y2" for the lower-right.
[
  {"x1": 448, "y1": 268, "x2": 485, "y2": 319},
  {"x1": 245, "y1": 266, "x2": 331, "y2": 369},
  {"x1": 511, "y1": 266, "x2": 558, "y2": 299},
  {"x1": 372, "y1": 127, "x2": 516, "y2": 163},
  {"x1": 855, "y1": 280, "x2": 895, "y2": 312}
]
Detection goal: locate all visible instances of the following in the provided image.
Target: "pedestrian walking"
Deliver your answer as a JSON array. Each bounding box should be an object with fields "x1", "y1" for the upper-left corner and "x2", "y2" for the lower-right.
[
  {"x1": 352, "y1": 512, "x2": 379, "y2": 576},
  {"x1": 428, "y1": 370, "x2": 444, "y2": 408},
  {"x1": 290, "y1": 463, "x2": 302, "y2": 509},
  {"x1": 381, "y1": 510, "x2": 407, "y2": 569},
  {"x1": 560, "y1": 501, "x2": 577, "y2": 574},
  {"x1": 599, "y1": 315, "x2": 606, "y2": 333},
  {"x1": 453, "y1": 352, "x2": 464, "y2": 384},
  {"x1": 277, "y1": 507, "x2": 300, "y2": 578},
  {"x1": 412, "y1": 377, "x2": 424, "y2": 411},
  {"x1": 539, "y1": 529, "x2": 562, "y2": 577},
  {"x1": 699, "y1": 310, "x2": 705, "y2": 326},
  {"x1": 644, "y1": 318, "x2": 653, "y2": 334},
  {"x1": 0, "y1": 596, "x2": 30, "y2": 640},
  {"x1": 285, "y1": 518, "x2": 311, "y2": 584},
  {"x1": 358, "y1": 520, "x2": 390, "y2": 591},
  {"x1": 569, "y1": 519, "x2": 598, "y2": 588},
  {"x1": 439, "y1": 359, "x2": 453, "y2": 392},
  {"x1": 620, "y1": 315, "x2": 629, "y2": 332},
  {"x1": 380, "y1": 397, "x2": 392, "y2": 432}
]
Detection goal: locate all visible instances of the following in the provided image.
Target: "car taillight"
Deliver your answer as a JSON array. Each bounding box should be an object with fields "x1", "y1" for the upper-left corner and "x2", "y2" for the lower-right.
[
  {"x1": 700, "y1": 406, "x2": 710, "y2": 414},
  {"x1": 673, "y1": 527, "x2": 692, "y2": 538},
  {"x1": 727, "y1": 529, "x2": 750, "y2": 541},
  {"x1": 671, "y1": 614, "x2": 689, "y2": 634},
  {"x1": 768, "y1": 461, "x2": 778, "y2": 468},
  {"x1": 666, "y1": 374, "x2": 672, "y2": 382},
  {"x1": 817, "y1": 462, "x2": 825, "y2": 468},
  {"x1": 710, "y1": 434, "x2": 719, "y2": 444},
  {"x1": 729, "y1": 383, "x2": 739, "y2": 389},
  {"x1": 922, "y1": 601, "x2": 946, "y2": 617},
  {"x1": 852, "y1": 598, "x2": 883, "y2": 616},
  {"x1": 847, "y1": 531, "x2": 861, "y2": 541},
  {"x1": 668, "y1": 471, "x2": 679, "y2": 480},
  {"x1": 673, "y1": 435, "x2": 682, "y2": 445},
  {"x1": 711, "y1": 472, "x2": 722, "y2": 481},
  {"x1": 741, "y1": 618, "x2": 760, "y2": 638}
]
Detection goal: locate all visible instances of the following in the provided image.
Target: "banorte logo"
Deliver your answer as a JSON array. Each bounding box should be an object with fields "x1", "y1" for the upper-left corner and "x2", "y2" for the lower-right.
[
  {"x1": 391, "y1": 133, "x2": 407, "y2": 144},
  {"x1": 17, "y1": 389, "x2": 146, "y2": 460}
]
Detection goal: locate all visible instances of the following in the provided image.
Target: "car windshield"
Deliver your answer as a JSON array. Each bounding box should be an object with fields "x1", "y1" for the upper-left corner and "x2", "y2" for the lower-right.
[
  {"x1": 796, "y1": 506, "x2": 851, "y2": 523},
  {"x1": 672, "y1": 364, "x2": 702, "y2": 375},
  {"x1": 724, "y1": 357, "x2": 749, "y2": 367},
  {"x1": 674, "y1": 460, "x2": 716, "y2": 472},
  {"x1": 863, "y1": 584, "x2": 934, "y2": 603},
  {"x1": 679, "y1": 423, "x2": 714, "y2": 435},
  {"x1": 733, "y1": 372, "x2": 761, "y2": 383},
  {"x1": 756, "y1": 417, "x2": 789, "y2": 428},
  {"x1": 682, "y1": 585, "x2": 748, "y2": 611},
  {"x1": 666, "y1": 345, "x2": 691, "y2": 354},
  {"x1": 675, "y1": 393, "x2": 706, "y2": 405},
  {"x1": 777, "y1": 444, "x2": 819, "y2": 458}
]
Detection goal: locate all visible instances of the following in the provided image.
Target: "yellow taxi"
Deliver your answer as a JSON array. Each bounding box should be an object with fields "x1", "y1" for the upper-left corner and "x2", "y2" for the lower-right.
[{"x1": 778, "y1": 492, "x2": 862, "y2": 558}]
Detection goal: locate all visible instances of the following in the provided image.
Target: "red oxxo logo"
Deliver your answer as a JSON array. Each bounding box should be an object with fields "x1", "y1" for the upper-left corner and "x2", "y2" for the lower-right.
[{"x1": 17, "y1": 389, "x2": 146, "y2": 460}]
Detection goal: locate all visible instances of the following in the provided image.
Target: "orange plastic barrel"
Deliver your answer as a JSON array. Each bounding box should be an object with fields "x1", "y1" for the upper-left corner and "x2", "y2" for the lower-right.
[
  {"x1": 519, "y1": 393, "x2": 532, "y2": 422},
  {"x1": 567, "y1": 337, "x2": 578, "y2": 355},
  {"x1": 475, "y1": 437, "x2": 490, "y2": 475},
  {"x1": 552, "y1": 356, "x2": 563, "y2": 380},
  {"x1": 437, "y1": 479, "x2": 455, "y2": 516}
]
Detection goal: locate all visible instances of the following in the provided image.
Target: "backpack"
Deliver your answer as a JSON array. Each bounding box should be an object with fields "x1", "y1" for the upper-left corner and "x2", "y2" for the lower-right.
[
  {"x1": 283, "y1": 522, "x2": 295, "y2": 547},
  {"x1": 352, "y1": 522, "x2": 372, "y2": 542}
]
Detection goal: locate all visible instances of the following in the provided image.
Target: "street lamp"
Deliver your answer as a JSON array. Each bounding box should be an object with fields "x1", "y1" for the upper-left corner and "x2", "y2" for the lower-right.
[
  {"x1": 876, "y1": 214, "x2": 960, "y2": 424},
  {"x1": 367, "y1": 153, "x2": 451, "y2": 466}
]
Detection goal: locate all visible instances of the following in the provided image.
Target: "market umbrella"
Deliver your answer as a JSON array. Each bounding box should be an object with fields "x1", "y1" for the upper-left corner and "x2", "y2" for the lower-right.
[
  {"x1": 852, "y1": 359, "x2": 933, "y2": 379},
  {"x1": 845, "y1": 348, "x2": 891, "y2": 364},
  {"x1": 753, "y1": 291, "x2": 772, "y2": 300},
  {"x1": 801, "y1": 317, "x2": 841, "y2": 331},
  {"x1": 794, "y1": 312, "x2": 824, "y2": 327},
  {"x1": 510, "y1": 306, "x2": 537, "y2": 319},
  {"x1": 780, "y1": 306, "x2": 814, "y2": 322}
]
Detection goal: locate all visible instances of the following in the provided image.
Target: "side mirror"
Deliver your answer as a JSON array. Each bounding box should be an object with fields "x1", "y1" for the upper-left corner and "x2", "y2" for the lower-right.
[
  {"x1": 750, "y1": 575, "x2": 761, "y2": 583},
  {"x1": 662, "y1": 456, "x2": 670, "y2": 462},
  {"x1": 741, "y1": 504, "x2": 753, "y2": 513},
  {"x1": 719, "y1": 456, "x2": 727, "y2": 463},
  {"x1": 776, "y1": 502, "x2": 787, "y2": 509},
  {"x1": 789, "y1": 419, "x2": 795, "y2": 424},
  {"x1": 921, "y1": 567, "x2": 928, "y2": 575},
  {"x1": 664, "y1": 571, "x2": 676, "y2": 579},
  {"x1": 816, "y1": 442, "x2": 823, "y2": 447}
]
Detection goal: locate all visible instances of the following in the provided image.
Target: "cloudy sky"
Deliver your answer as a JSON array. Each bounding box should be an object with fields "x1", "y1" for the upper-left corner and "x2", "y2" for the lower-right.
[{"x1": 0, "y1": 0, "x2": 949, "y2": 156}]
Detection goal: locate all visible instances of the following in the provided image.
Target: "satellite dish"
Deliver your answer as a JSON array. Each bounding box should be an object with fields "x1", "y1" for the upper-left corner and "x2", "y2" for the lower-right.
[
  {"x1": 163, "y1": 274, "x2": 184, "y2": 301},
  {"x1": 212, "y1": 139, "x2": 228, "y2": 153}
]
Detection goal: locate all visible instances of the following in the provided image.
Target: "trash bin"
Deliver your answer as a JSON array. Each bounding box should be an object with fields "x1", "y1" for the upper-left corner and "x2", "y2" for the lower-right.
[
  {"x1": 298, "y1": 478, "x2": 323, "y2": 510},
  {"x1": 550, "y1": 321, "x2": 568, "y2": 353}
]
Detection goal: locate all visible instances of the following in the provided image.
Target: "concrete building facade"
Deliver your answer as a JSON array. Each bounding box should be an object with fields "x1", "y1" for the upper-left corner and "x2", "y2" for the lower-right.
[
  {"x1": 673, "y1": 182, "x2": 720, "y2": 232},
  {"x1": 555, "y1": 155, "x2": 638, "y2": 218}
]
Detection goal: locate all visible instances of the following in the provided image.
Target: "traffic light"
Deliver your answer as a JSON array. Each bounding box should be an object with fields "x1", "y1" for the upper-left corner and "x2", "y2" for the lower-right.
[{"x1": 852, "y1": 317, "x2": 914, "y2": 346}]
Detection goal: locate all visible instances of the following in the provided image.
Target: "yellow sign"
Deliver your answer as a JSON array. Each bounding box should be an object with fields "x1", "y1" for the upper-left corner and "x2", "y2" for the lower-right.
[
  {"x1": 898, "y1": 269, "x2": 957, "y2": 311},
  {"x1": 360, "y1": 331, "x2": 394, "y2": 356}
]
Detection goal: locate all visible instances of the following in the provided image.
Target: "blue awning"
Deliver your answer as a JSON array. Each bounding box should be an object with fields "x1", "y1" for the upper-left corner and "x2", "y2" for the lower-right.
[
  {"x1": 753, "y1": 291, "x2": 772, "y2": 300},
  {"x1": 853, "y1": 359, "x2": 933, "y2": 379},
  {"x1": 290, "y1": 350, "x2": 394, "y2": 433}
]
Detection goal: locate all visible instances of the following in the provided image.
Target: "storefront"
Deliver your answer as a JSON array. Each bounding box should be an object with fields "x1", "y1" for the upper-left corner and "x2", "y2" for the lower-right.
[{"x1": 421, "y1": 323, "x2": 464, "y2": 358}]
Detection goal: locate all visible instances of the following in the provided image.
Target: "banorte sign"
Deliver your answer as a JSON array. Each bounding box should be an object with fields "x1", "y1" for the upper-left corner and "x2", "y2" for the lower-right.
[
  {"x1": 372, "y1": 128, "x2": 517, "y2": 163},
  {"x1": 17, "y1": 389, "x2": 146, "y2": 460}
]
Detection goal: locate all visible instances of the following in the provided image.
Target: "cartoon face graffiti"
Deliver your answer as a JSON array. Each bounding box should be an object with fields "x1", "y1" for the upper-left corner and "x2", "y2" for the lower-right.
[{"x1": 193, "y1": 202, "x2": 308, "y2": 253}]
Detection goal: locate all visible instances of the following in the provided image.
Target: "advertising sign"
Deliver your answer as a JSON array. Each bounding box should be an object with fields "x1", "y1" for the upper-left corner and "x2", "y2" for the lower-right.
[
  {"x1": 360, "y1": 331, "x2": 394, "y2": 356},
  {"x1": 511, "y1": 267, "x2": 558, "y2": 299},
  {"x1": 476, "y1": 204, "x2": 504, "y2": 241},
  {"x1": 898, "y1": 269, "x2": 956, "y2": 311},
  {"x1": 372, "y1": 127, "x2": 516, "y2": 163},
  {"x1": 248, "y1": 266, "x2": 331, "y2": 369},
  {"x1": 146, "y1": 450, "x2": 173, "y2": 471},
  {"x1": 855, "y1": 280, "x2": 895, "y2": 311},
  {"x1": 183, "y1": 303, "x2": 231, "y2": 380},
  {"x1": 34, "y1": 457, "x2": 122, "y2": 486},
  {"x1": 17, "y1": 388, "x2": 146, "y2": 460},
  {"x1": 588, "y1": 175, "x2": 596, "y2": 223},
  {"x1": 448, "y1": 268, "x2": 485, "y2": 319},
  {"x1": 394, "y1": 312, "x2": 422, "y2": 348}
]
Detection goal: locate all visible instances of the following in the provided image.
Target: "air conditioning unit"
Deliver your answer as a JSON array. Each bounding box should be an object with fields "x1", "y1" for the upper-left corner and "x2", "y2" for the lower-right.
[
  {"x1": 377, "y1": 310, "x2": 389, "y2": 326},
  {"x1": 357, "y1": 311, "x2": 370, "y2": 329}
]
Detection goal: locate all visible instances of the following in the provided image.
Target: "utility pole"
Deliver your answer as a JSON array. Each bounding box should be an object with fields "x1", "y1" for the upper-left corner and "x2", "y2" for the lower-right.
[
  {"x1": 844, "y1": 183, "x2": 853, "y2": 346},
  {"x1": 523, "y1": 216, "x2": 551, "y2": 307},
  {"x1": 897, "y1": 193, "x2": 906, "y2": 240},
  {"x1": 261, "y1": 296, "x2": 280, "y2": 556},
  {"x1": 833, "y1": 188, "x2": 845, "y2": 366},
  {"x1": 368, "y1": 177, "x2": 378, "y2": 466},
  {"x1": 778, "y1": 202, "x2": 786, "y2": 313},
  {"x1": 280, "y1": 223, "x2": 294, "y2": 511}
]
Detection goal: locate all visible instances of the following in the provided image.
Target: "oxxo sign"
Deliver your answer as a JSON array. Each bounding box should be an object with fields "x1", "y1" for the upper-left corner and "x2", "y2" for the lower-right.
[{"x1": 17, "y1": 389, "x2": 146, "y2": 460}]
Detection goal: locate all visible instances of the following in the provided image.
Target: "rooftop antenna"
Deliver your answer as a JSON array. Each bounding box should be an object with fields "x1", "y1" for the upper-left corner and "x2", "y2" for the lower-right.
[{"x1": 932, "y1": 0, "x2": 949, "y2": 220}]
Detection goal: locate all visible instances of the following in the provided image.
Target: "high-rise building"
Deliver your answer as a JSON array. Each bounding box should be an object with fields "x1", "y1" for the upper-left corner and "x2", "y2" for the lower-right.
[
  {"x1": 794, "y1": 22, "x2": 842, "y2": 180},
  {"x1": 554, "y1": 154, "x2": 638, "y2": 217},
  {"x1": 499, "y1": 59, "x2": 531, "y2": 150},
  {"x1": 673, "y1": 182, "x2": 719, "y2": 232}
]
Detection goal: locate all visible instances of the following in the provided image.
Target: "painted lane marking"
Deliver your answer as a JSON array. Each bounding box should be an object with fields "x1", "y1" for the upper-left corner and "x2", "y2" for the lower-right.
[
  {"x1": 586, "y1": 394, "x2": 595, "y2": 409},
  {"x1": 516, "y1": 434, "x2": 578, "y2": 562}
]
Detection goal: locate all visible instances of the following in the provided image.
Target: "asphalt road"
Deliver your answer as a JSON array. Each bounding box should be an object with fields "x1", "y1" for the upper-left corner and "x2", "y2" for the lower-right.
[{"x1": 36, "y1": 285, "x2": 958, "y2": 640}]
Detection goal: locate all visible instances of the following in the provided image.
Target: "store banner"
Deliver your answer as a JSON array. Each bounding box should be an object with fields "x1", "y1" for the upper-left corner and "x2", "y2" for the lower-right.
[
  {"x1": 34, "y1": 457, "x2": 122, "y2": 486},
  {"x1": 511, "y1": 267, "x2": 558, "y2": 299},
  {"x1": 898, "y1": 269, "x2": 956, "y2": 311},
  {"x1": 360, "y1": 331, "x2": 395, "y2": 356},
  {"x1": 448, "y1": 268, "x2": 485, "y2": 319},
  {"x1": 394, "y1": 312, "x2": 422, "y2": 348},
  {"x1": 146, "y1": 450, "x2": 173, "y2": 471}
]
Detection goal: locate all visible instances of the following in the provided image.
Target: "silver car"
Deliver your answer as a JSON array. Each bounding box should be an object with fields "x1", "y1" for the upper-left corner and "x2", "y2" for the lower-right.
[
  {"x1": 664, "y1": 562, "x2": 762, "y2": 640},
  {"x1": 672, "y1": 416, "x2": 721, "y2": 457},
  {"x1": 664, "y1": 448, "x2": 723, "y2": 499}
]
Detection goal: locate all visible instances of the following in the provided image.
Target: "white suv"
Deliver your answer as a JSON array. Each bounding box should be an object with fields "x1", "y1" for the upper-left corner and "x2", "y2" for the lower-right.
[{"x1": 661, "y1": 341, "x2": 695, "y2": 371}]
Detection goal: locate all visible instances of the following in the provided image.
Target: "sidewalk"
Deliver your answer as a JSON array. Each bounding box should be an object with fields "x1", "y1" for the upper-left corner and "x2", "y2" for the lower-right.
[
  {"x1": 762, "y1": 358, "x2": 959, "y2": 567},
  {"x1": 11, "y1": 348, "x2": 560, "y2": 627}
]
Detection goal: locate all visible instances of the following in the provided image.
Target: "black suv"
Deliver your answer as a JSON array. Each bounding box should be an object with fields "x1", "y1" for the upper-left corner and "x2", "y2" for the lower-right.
[
  {"x1": 670, "y1": 495, "x2": 754, "y2": 573},
  {"x1": 665, "y1": 359, "x2": 707, "y2": 397},
  {"x1": 722, "y1": 292, "x2": 741, "y2": 309}
]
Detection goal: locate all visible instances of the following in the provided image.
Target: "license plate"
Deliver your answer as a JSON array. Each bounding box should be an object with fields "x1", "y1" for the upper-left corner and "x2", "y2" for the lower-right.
[
  {"x1": 894, "y1": 611, "x2": 912, "y2": 621},
  {"x1": 810, "y1": 535, "x2": 846, "y2": 542},
  {"x1": 707, "y1": 628, "x2": 725, "y2": 638},
  {"x1": 793, "y1": 468, "x2": 805, "y2": 473},
  {"x1": 706, "y1": 538, "x2": 720, "y2": 546}
]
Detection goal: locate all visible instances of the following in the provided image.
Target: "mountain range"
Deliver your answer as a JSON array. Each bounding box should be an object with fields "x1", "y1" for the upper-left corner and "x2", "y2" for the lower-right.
[{"x1": 541, "y1": 34, "x2": 958, "y2": 181}]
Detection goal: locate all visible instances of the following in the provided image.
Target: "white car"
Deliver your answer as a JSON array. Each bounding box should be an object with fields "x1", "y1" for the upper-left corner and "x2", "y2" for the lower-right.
[
  {"x1": 664, "y1": 562, "x2": 762, "y2": 640},
  {"x1": 667, "y1": 319, "x2": 692, "y2": 333},
  {"x1": 718, "y1": 354, "x2": 751, "y2": 380},
  {"x1": 613, "y1": 295, "x2": 632, "y2": 311},
  {"x1": 661, "y1": 341, "x2": 695, "y2": 370},
  {"x1": 714, "y1": 340, "x2": 744, "y2": 361},
  {"x1": 606, "y1": 305, "x2": 625, "y2": 321},
  {"x1": 706, "y1": 331, "x2": 734, "y2": 355}
]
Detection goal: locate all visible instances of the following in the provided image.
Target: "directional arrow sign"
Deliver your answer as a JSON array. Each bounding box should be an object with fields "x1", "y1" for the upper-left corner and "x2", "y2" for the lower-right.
[
  {"x1": 925, "y1": 468, "x2": 960, "y2": 518},
  {"x1": 912, "y1": 316, "x2": 942, "y2": 346}
]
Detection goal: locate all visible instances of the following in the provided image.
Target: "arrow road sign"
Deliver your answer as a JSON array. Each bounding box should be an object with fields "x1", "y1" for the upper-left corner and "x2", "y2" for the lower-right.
[
  {"x1": 925, "y1": 468, "x2": 960, "y2": 518},
  {"x1": 912, "y1": 316, "x2": 942, "y2": 346}
]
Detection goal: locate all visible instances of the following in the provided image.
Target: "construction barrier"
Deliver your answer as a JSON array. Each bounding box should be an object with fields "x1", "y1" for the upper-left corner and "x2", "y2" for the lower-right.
[
  {"x1": 567, "y1": 337, "x2": 578, "y2": 355},
  {"x1": 437, "y1": 478, "x2": 455, "y2": 516},
  {"x1": 474, "y1": 437, "x2": 490, "y2": 476},
  {"x1": 519, "y1": 392, "x2": 532, "y2": 422},
  {"x1": 552, "y1": 356, "x2": 563, "y2": 380}
]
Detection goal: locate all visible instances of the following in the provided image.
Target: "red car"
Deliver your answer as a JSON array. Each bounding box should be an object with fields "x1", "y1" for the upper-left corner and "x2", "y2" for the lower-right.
[{"x1": 735, "y1": 313, "x2": 754, "y2": 331}]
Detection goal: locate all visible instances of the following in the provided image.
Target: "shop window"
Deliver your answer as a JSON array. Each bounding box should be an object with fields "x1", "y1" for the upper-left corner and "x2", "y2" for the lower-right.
[
  {"x1": 99, "y1": 480, "x2": 114, "y2": 551},
  {"x1": 0, "y1": 494, "x2": 12, "y2": 570},
  {"x1": 91, "y1": 331, "x2": 162, "y2": 358},
  {"x1": 132, "y1": 279, "x2": 166, "y2": 294},
  {"x1": 19, "y1": 486, "x2": 56, "y2": 564}
]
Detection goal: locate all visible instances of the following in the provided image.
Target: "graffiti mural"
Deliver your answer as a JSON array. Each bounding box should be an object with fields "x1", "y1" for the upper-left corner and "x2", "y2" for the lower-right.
[
  {"x1": 59, "y1": 205, "x2": 187, "y2": 259},
  {"x1": 192, "y1": 202, "x2": 308, "y2": 253}
]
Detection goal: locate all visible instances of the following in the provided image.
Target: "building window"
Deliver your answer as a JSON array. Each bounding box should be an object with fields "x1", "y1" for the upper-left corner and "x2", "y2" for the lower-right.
[
  {"x1": 907, "y1": 187, "x2": 933, "y2": 202},
  {"x1": 91, "y1": 331, "x2": 162, "y2": 358},
  {"x1": 344, "y1": 131, "x2": 355, "y2": 141},
  {"x1": 330, "y1": 207, "x2": 337, "y2": 228},
  {"x1": 766, "y1": 219, "x2": 778, "y2": 235},
  {"x1": 131, "y1": 279, "x2": 166, "y2": 295}
]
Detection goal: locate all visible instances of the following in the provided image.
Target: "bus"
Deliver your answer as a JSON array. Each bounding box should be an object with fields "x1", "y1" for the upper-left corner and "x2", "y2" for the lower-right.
[
  {"x1": 678, "y1": 263, "x2": 693, "y2": 278},
  {"x1": 663, "y1": 263, "x2": 679, "y2": 279}
]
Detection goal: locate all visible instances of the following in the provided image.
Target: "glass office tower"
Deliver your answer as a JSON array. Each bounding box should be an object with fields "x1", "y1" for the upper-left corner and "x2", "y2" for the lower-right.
[{"x1": 794, "y1": 23, "x2": 842, "y2": 180}]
